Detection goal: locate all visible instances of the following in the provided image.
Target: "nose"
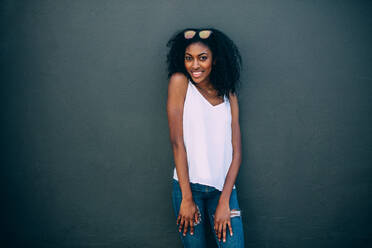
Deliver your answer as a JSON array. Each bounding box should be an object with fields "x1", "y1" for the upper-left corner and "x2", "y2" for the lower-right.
[{"x1": 192, "y1": 59, "x2": 200, "y2": 70}]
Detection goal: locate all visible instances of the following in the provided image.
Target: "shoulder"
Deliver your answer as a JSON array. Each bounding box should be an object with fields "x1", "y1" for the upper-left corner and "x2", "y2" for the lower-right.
[
  {"x1": 228, "y1": 91, "x2": 239, "y2": 105},
  {"x1": 167, "y1": 73, "x2": 189, "y2": 108},
  {"x1": 168, "y1": 73, "x2": 189, "y2": 98},
  {"x1": 169, "y1": 72, "x2": 188, "y2": 88},
  {"x1": 228, "y1": 91, "x2": 240, "y2": 122}
]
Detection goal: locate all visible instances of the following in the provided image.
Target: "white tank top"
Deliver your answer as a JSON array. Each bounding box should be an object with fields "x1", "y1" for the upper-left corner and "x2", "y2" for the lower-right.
[{"x1": 173, "y1": 79, "x2": 235, "y2": 191}]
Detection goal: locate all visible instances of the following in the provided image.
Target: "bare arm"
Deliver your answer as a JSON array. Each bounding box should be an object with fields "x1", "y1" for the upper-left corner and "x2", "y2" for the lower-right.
[
  {"x1": 167, "y1": 72, "x2": 192, "y2": 199},
  {"x1": 167, "y1": 72, "x2": 198, "y2": 236},
  {"x1": 214, "y1": 92, "x2": 242, "y2": 242},
  {"x1": 219, "y1": 92, "x2": 242, "y2": 203}
]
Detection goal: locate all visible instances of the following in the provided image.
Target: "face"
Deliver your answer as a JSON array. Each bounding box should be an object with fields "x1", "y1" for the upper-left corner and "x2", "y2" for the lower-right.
[{"x1": 184, "y1": 42, "x2": 214, "y2": 85}]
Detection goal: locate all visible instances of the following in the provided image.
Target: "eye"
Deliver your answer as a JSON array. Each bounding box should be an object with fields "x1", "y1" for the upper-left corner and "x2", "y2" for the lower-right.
[
  {"x1": 200, "y1": 56, "x2": 208, "y2": 61},
  {"x1": 185, "y1": 56, "x2": 192, "y2": 61}
]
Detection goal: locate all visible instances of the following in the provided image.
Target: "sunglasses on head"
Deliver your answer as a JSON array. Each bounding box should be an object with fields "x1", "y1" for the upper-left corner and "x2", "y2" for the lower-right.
[{"x1": 184, "y1": 29, "x2": 213, "y2": 39}]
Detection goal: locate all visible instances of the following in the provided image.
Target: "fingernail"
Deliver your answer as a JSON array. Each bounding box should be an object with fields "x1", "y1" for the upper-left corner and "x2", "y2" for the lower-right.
[
  {"x1": 231, "y1": 233, "x2": 233, "y2": 236},
  {"x1": 223, "y1": 239, "x2": 226, "y2": 242},
  {"x1": 191, "y1": 232, "x2": 194, "y2": 235}
]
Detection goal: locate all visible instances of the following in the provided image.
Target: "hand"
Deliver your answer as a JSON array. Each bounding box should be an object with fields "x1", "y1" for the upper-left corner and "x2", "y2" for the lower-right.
[
  {"x1": 214, "y1": 201, "x2": 233, "y2": 242},
  {"x1": 177, "y1": 198, "x2": 199, "y2": 236}
]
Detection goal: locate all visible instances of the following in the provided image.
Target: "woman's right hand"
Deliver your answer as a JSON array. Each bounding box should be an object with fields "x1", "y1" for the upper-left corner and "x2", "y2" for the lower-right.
[{"x1": 177, "y1": 198, "x2": 199, "y2": 236}]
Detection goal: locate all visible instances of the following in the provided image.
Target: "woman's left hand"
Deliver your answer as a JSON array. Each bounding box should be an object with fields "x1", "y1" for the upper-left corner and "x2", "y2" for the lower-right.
[{"x1": 214, "y1": 201, "x2": 233, "y2": 242}]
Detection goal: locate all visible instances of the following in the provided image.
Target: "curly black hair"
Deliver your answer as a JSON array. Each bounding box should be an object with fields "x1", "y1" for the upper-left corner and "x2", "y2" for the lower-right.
[{"x1": 166, "y1": 27, "x2": 242, "y2": 98}]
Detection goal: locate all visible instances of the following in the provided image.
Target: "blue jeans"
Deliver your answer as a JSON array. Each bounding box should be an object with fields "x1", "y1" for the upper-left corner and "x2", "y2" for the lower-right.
[{"x1": 172, "y1": 179, "x2": 245, "y2": 248}]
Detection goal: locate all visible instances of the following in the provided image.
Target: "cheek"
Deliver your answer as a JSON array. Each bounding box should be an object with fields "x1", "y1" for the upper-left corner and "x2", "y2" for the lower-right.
[
  {"x1": 184, "y1": 62, "x2": 191, "y2": 70},
  {"x1": 205, "y1": 61, "x2": 213, "y2": 71}
]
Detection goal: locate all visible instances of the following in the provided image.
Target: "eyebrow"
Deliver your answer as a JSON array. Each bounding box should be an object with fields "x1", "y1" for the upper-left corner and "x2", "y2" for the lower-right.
[{"x1": 185, "y1": 52, "x2": 209, "y2": 56}]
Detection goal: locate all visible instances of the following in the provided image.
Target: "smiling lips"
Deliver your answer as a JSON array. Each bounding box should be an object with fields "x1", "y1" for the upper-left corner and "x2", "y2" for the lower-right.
[{"x1": 192, "y1": 71, "x2": 203, "y2": 78}]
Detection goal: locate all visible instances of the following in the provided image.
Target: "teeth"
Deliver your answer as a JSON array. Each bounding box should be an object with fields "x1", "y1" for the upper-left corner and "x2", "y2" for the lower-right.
[{"x1": 192, "y1": 72, "x2": 202, "y2": 76}]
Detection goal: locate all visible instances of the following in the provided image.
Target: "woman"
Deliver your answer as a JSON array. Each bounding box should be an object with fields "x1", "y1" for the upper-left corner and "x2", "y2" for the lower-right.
[{"x1": 166, "y1": 28, "x2": 244, "y2": 247}]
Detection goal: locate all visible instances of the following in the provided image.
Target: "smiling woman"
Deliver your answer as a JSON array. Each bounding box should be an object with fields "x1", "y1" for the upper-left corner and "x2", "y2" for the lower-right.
[
  {"x1": 184, "y1": 42, "x2": 224, "y2": 106},
  {"x1": 166, "y1": 28, "x2": 244, "y2": 247},
  {"x1": 184, "y1": 43, "x2": 213, "y2": 81}
]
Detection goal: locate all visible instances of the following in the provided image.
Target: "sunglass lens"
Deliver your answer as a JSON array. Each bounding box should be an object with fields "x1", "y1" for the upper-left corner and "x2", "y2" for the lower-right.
[
  {"x1": 184, "y1": 30, "x2": 196, "y2": 39},
  {"x1": 199, "y1": 30, "x2": 212, "y2": 39}
]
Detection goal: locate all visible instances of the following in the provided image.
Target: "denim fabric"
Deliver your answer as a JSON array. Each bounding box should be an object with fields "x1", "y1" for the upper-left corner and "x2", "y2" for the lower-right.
[{"x1": 172, "y1": 179, "x2": 244, "y2": 248}]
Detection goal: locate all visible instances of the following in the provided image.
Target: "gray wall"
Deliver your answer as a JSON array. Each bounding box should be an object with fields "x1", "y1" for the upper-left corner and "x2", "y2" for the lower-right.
[{"x1": 1, "y1": 0, "x2": 371, "y2": 247}]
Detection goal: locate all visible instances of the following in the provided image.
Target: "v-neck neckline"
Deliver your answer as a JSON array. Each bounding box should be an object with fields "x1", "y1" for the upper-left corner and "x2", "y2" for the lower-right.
[{"x1": 190, "y1": 81, "x2": 225, "y2": 108}]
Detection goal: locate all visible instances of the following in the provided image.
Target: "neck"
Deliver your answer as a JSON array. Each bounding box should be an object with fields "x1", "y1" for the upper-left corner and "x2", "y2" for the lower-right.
[
  {"x1": 196, "y1": 79, "x2": 213, "y2": 90},
  {"x1": 196, "y1": 83, "x2": 214, "y2": 91}
]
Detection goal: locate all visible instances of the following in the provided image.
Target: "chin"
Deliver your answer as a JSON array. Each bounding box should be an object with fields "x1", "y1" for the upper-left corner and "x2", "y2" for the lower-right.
[{"x1": 191, "y1": 77, "x2": 204, "y2": 83}]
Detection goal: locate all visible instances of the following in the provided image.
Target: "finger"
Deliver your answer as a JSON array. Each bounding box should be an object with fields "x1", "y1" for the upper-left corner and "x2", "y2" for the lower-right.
[
  {"x1": 214, "y1": 219, "x2": 218, "y2": 235},
  {"x1": 189, "y1": 220, "x2": 194, "y2": 235},
  {"x1": 177, "y1": 215, "x2": 181, "y2": 225},
  {"x1": 228, "y1": 221, "x2": 233, "y2": 236},
  {"x1": 218, "y1": 223, "x2": 222, "y2": 241},
  {"x1": 178, "y1": 217, "x2": 184, "y2": 232},
  {"x1": 222, "y1": 222, "x2": 226, "y2": 242},
  {"x1": 194, "y1": 212, "x2": 199, "y2": 224},
  {"x1": 183, "y1": 219, "x2": 189, "y2": 236}
]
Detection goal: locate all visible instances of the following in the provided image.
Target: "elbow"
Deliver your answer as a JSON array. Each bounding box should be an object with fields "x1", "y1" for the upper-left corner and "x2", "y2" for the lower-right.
[
  {"x1": 236, "y1": 156, "x2": 242, "y2": 165},
  {"x1": 233, "y1": 150, "x2": 242, "y2": 164},
  {"x1": 171, "y1": 139, "x2": 185, "y2": 149}
]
